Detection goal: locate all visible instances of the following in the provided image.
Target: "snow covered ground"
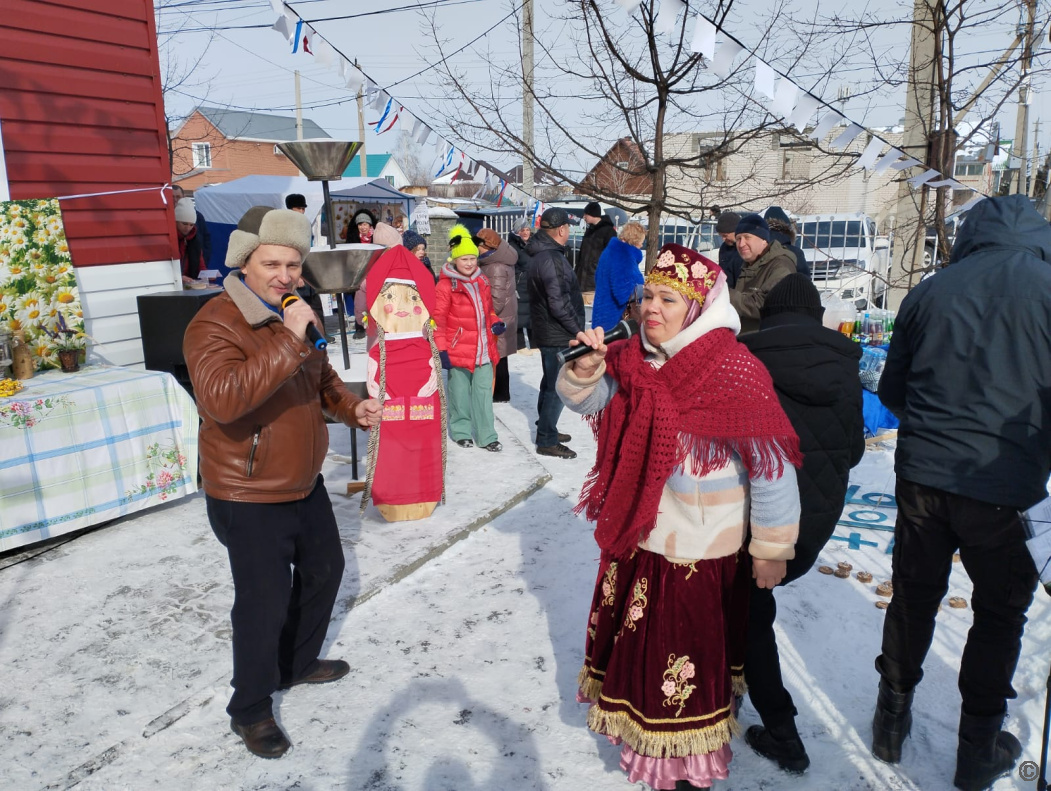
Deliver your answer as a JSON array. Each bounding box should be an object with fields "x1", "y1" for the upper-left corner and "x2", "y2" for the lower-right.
[{"x1": 2, "y1": 349, "x2": 1050, "y2": 791}]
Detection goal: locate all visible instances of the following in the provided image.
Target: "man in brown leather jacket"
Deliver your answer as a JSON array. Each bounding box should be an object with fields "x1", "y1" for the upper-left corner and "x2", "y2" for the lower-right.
[
  {"x1": 184, "y1": 206, "x2": 381, "y2": 758},
  {"x1": 729, "y1": 214, "x2": 797, "y2": 334}
]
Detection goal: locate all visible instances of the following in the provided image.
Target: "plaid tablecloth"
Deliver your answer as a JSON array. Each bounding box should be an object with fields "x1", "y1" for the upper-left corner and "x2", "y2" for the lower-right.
[{"x1": 0, "y1": 366, "x2": 199, "y2": 552}]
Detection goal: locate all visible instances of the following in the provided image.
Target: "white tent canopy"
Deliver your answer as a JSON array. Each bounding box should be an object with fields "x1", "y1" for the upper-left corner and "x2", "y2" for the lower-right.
[{"x1": 194, "y1": 174, "x2": 414, "y2": 227}]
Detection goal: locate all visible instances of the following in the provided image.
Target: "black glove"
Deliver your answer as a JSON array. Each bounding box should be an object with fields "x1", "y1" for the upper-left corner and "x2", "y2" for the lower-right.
[
  {"x1": 491, "y1": 321, "x2": 506, "y2": 336},
  {"x1": 439, "y1": 351, "x2": 451, "y2": 370}
]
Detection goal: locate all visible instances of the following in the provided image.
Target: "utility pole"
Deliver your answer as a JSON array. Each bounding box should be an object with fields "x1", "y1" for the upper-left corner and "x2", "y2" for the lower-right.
[
  {"x1": 1010, "y1": 0, "x2": 1037, "y2": 194},
  {"x1": 888, "y1": 0, "x2": 936, "y2": 310},
  {"x1": 521, "y1": 0, "x2": 535, "y2": 196},
  {"x1": 355, "y1": 60, "x2": 367, "y2": 179}
]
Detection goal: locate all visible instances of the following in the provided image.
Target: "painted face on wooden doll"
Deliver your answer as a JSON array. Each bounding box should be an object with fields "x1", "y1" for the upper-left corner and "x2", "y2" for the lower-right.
[{"x1": 371, "y1": 281, "x2": 429, "y2": 334}]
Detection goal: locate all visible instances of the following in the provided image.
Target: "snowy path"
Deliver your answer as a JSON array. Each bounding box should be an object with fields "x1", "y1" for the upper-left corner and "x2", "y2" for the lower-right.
[{"x1": 2, "y1": 350, "x2": 1050, "y2": 790}]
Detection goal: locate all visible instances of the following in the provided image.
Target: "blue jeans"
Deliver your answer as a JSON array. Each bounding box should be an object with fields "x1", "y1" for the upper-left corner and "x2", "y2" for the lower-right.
[{"x1": 536, "y1": 347, "x2": 565, "y2": 447}]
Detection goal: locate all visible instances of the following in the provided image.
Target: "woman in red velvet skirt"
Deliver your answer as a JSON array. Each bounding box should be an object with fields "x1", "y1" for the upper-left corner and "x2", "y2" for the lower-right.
[{"x1": 556, "y1": 244, "x2": 803, "y2": 790}]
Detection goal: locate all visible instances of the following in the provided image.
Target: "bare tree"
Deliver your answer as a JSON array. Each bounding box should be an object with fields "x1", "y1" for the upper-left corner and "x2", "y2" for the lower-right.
[
  {"x1": 424, "y1": 0, "x2": 878, "y2": 269},
  {"x1": 393, "y1": 131, "x2": 434, "y2": 186}
]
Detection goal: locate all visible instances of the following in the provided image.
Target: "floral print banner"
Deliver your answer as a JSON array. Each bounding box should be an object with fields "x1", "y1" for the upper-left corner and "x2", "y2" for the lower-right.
[{"x1": 0, "y1": 199, "x2": 82, "y2": 371}]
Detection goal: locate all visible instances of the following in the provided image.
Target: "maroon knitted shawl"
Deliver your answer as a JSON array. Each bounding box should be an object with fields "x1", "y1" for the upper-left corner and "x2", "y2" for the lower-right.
[{"x1": 577, "y1": 328, "x2": 802, "y2": 560}]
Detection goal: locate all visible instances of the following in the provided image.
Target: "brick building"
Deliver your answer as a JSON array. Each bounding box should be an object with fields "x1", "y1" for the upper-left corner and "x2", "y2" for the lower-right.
[{"x1": 170, "y1": 106, "x2": 331, "y2": 191}]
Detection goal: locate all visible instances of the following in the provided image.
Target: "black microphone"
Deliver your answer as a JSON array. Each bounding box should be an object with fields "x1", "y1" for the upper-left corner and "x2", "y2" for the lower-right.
[
  {"x1": 280, "y1": 293, "x2": 328, "y2": 351},
  {"x1": 557, "y1": 319, "x2": 638, "y2": 366}
]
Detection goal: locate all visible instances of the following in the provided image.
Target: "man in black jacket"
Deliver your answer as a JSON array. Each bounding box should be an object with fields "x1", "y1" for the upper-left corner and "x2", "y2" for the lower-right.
[
  {"x1": 716, "y1": 210, "x2": 743, "y2": 288},
  {"x1": 527, "y1": 207, "x2": 585, "y2": 459},
  {"x1": 575, "y1": 201, "x2": 616, "y2": 294},
  {"x1": 870, "y1": 194, "x2": 1050, "y2": 791},
  {"x1": 740, "y1": 274, "x2": 865, "y2": 775}
]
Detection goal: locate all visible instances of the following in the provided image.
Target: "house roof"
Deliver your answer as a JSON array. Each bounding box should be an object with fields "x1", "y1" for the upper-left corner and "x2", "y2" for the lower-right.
[
  {"x1": 342, "y1": 154, "x2": 392, "y2": 178},
  {"x1": 195, "y1": 106, "x2": 331, "y2": 141}
]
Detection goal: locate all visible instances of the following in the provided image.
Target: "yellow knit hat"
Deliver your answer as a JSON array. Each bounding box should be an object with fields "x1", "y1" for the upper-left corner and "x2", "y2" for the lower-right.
[{"x1": 448, "y1": 224, "x2": 479, "y2": 259}]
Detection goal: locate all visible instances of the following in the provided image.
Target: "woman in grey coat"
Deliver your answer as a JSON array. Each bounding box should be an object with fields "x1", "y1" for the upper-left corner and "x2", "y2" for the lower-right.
[{"x1": 477, "y1": 228, "x2": 519, "y2": 402}]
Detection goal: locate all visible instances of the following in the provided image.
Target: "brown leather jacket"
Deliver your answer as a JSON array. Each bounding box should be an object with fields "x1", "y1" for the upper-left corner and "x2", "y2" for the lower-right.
[
  {"x1": 729, "y1": 239, "x2": 797, "y2": 334},
  {"x1": 184, "y1": 274, "x2": 365, "y2": 503}
]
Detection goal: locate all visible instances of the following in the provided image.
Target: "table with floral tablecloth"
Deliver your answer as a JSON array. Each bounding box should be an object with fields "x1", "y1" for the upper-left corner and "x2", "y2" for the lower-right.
[{"x1": 0, "y1": 366, "x2": 199, "y2": 552}]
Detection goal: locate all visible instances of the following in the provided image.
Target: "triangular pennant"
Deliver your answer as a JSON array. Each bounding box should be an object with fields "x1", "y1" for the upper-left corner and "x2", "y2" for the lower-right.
[
  {"x1": 690, "y1": 16, "x2": 716, "y2": 59},
  {"x1": 889, "y1": 157, "x2": 922, "y2": 171},
  {"x1": 873, "y1": 148, "x2": 906, "y2": 175},
  {"x1": 770, "y1": 78, "x2": 799, "y2": 119},
  {"x1": 315, "y1": 38, "x2": 336, "y2": 68},
  {"x1": 291, "y1": 19, "x2": 304, "y2": 53},
  {"x1": 342, "y1": 62, "x2": 364, "y2": 93},
  {"x1": 271, "y1": 14, "x2": 292, "y2": 42},
  {"x1": 856, "y1": 136, "x2": 885, "y2": 170},
  {"x1": 300, "y1": 25, "x2": 315, "y2": 56},
  {"x1": 710, "y1": 39, "x2": 745, "y2": 78},
  {"x1": 809, "y1": 111, "x2": 843, "y2": 142},
  {"x1": 906, "y1": 168, "x2": 942, "y2": 188},
  {"x1": 655, "y1": 0, "x2": 685, "y2": 34},
  {"x1": 753, "y1": 60, "x2": 777, "y2": 100},
  {"x1": 269, "y1": 0, "x2": 284, "y2": 13},
  {"x1": 614, "y1": 0, "x2": 643, "y2": 13},
  {"x1": 416, "y1": 125, "x2": 432, "y2": 146},
  {"x1": 829, "y1": 123, "x2": 864, "y2": 150},
  {"x1": 371, "y1": 90, "x2": 388, "y2": 111},
  {"x1": 789, "y1": 93, "x2": 821, "y2": 132},
  {"x1": 925, "y1": 177, "x2": 967, "y2": 190}
]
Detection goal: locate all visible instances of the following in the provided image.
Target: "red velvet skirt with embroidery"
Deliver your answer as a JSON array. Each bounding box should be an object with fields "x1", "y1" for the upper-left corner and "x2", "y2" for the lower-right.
[{"x1": 578, "y1": 547, "x2": 749, "y2": 776}]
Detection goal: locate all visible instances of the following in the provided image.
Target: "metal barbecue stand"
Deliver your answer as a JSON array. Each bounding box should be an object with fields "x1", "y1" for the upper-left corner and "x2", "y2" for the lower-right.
[{"x1": 277, "y1": 140, "x2": 386, "y2": 480}]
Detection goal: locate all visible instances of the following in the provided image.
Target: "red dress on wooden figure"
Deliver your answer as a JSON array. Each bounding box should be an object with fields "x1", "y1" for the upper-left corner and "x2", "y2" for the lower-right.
[{"x1": 361, "y1": 247, "x2": 446, "y2": 521}]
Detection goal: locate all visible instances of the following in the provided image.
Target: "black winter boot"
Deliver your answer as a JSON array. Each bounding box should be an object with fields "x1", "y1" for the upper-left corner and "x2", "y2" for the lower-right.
[
  {"x1": 871, "y1": 679, "x2": 914, "y2": 763},
  {"x1": 952, "y1": 710, "x2": 1022, "y2": 791},
  {"x1": 674, "y1": 781, "x2": 710, "y2": 791},
  {"x1": 746, "y1": 721, "x2": 810, "y2": 774}
]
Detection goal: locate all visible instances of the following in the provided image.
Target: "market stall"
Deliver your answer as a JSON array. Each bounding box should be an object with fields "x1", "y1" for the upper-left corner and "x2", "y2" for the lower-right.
[
  {"x1": 0, "y1": 366, "x2": 199, "y2": 552},
  {"x1": 193, "y1": 174, "x2": 415, "y2": 273}
]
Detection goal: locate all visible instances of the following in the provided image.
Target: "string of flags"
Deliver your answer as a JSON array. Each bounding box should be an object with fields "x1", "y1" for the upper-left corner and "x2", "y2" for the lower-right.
[
  {"x1": 268, "y1": 0, "x2": 544, "y2": 213},
  {"x1": 269, "y1": 0, "x2": 985, "y2": 223}
]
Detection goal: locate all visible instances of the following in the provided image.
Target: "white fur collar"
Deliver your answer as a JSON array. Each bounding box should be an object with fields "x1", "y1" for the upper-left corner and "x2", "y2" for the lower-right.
[{"x1": 640, "y1": 282, "x2": 741, "y2": 359}]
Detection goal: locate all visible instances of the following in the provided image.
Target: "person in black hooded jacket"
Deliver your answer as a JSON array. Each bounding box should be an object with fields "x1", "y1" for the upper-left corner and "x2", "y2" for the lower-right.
[{"x1": 739, "y1": 273, "x2": 865, "y2": 774}]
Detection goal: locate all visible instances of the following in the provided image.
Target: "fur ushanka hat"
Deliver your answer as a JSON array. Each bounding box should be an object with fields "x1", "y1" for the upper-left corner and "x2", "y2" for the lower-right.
[{"x1": 225, "y1": 206, "x2": 312, "y2": 269}]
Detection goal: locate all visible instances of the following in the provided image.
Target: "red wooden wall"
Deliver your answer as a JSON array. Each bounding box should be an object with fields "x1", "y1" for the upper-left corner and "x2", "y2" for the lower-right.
[{"x1": 0, "y1": 0, "x2": 177, "y2": 267}]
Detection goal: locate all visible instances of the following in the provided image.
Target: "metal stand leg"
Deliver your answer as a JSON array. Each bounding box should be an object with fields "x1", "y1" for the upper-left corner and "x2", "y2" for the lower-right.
[
  {"x1": 350, "y1": 425, "x2": 359, "y2": 480},
  {"x1": 335, "y1": 293, "x2": 350, "y2": 370},
  {"x1": 1038, "y1": 660, "x2": 1051, "y2": 790}
]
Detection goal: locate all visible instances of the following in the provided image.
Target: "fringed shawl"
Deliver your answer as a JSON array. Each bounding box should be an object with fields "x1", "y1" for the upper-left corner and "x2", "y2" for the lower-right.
[{"x1": 577, "y1": 328, "x2": 802, "y2": 560}]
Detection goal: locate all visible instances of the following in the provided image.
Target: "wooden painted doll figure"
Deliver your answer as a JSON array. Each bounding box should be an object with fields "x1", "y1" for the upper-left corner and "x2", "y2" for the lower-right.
[{"x1": 361, "y1": 247, "x2": 446, "y2": 521}]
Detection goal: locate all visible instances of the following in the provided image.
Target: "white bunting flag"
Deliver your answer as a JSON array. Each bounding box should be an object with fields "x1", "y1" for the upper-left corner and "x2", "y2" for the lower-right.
[
  {"x1": 416, "y1": 125, "x2": 432, "y2": 146},
  {"x1": 411, "y1": 118, "x2": 424, "y2": 139},
  {"x1": 925, "y1": 177, "x2": 966, "y2": 190},
  {"x1": 770, "y1": 78, "x2": 799, "y2": 119},
  {"x1": 753, "y1": 60, "x2": 777, "y2": 100},
  {"x1": 315, "y1": 38, "x2": 336, "y2": 68},
  {"x1": 829, "y1": 123, "x2": 863, "y2": 150},
  {"x1": 365, "y1": 80, "x2": 378, "y2": 101},
  {"x1": 789, "y1": 93, "x2": 821, "y2": 131},
  {"x1": 809, "y1": 111, "x2": 842, "y2": 142},
  {"x1": 856, "y1": 136, "x2": 885, "y2": 170},
  {"x1": 872, "y1": 148, "x2": 905, "y2": 175},
  {"x1": 710, "y1": 39, "x2": 745, "y2": 77},
  {"x1": 655, "y1": 0, "x2": 686, "y2": 34},
  {"x1": 889, "y1": 157, "x2": 922, "y2": 171},
  {"x1": 371, "y1": 90, "x2": 388, "y2": 111},
  {"x1": 272, "y1": 13, "x2": 293, "y2": 42},
  {"x1": 342, "y1": 61, "x2": 364, "y2": 94},
  {"x1": 615, "y1": 0, "x2": 643, "y2": 13},
  {"x1": 690, "y1": 16, "x2": 716, "y2": 60},
  {"x1": 907, "y1": 168, "x2": 942, "y2": 188},
  {"x1": 270, "y1": 0, "x2": 284, "y2": 13}
]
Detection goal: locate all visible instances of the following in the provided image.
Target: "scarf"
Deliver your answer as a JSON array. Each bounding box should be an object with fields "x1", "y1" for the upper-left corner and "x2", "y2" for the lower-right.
[{"x1": 577, "y1": 328, "x2": 802, "y2": 560}]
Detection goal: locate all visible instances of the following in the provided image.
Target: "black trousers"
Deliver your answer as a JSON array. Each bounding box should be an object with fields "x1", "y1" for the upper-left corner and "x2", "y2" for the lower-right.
[
  {"x1": 876, "y1": 477, "x2": 1037, "y2": 717},
  {"x1": 206, "y1": 476, "x2": 345, "y2": 725},
  {"x1": 745, "y1": 512, "x2": 836, "y2": 729},
  {"x1": 493, "y1": 357, "x2": 511, "y2": 402}
]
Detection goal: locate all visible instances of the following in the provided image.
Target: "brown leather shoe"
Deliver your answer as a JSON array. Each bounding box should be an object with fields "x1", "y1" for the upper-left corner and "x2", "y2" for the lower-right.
[
  {"x1": 230, "y1": 717, "x2": 290, "y2": 759},
  {"x1": 279, "y1": 658, "x2": 351, "y2": 690}
]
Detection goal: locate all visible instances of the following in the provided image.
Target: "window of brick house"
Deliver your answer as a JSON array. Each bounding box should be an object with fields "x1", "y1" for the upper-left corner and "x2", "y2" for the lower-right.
[
  {"x1": 192, "y1": 142, "x2": 212, "y2": 169},
  {"x1": 780, "y1": 145, "x2": 811, "y2": 181}
]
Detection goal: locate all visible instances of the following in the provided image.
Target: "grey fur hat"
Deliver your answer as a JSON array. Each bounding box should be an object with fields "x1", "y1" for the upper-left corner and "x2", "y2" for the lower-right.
[{"x1": 225, "y1": 206, "x2": 312, "y2": 269}]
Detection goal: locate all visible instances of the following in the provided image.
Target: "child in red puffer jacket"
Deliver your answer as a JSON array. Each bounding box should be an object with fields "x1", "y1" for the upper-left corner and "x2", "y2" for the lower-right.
[{"x1": 434, "y1": 225, "x2": 505, "y2": 452}]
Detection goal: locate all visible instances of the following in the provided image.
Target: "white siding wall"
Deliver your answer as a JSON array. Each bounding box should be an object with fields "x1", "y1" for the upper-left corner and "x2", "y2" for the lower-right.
[{"x1": 76, "y1": 260, "x2": 181, "y2": 368}]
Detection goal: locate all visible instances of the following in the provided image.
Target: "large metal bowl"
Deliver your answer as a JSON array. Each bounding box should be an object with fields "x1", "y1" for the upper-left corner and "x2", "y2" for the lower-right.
[{"x1": 301, "y1": 244, "x2": 385, "y2": 293}]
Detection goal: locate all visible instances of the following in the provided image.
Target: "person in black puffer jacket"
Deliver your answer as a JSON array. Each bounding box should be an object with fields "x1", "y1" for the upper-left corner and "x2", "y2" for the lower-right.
[
  {"x1": 575, "y1": 202, "x2": 617, "y2": 292},
  {"x1": 527, "y1": 208, "x2": 585, "y2": 458},
  {"x1": 739, "y1": 273, "x2": 865, "y2": 774},
  {"x1": 508, "y1": 221, "x2": 533, "y2": 347}
]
